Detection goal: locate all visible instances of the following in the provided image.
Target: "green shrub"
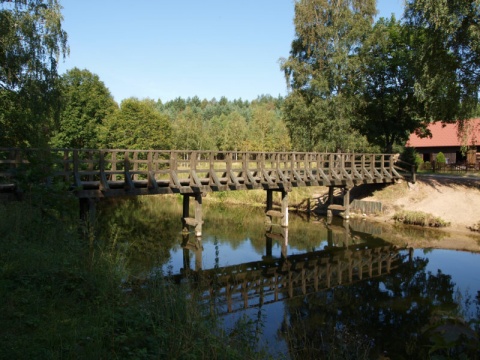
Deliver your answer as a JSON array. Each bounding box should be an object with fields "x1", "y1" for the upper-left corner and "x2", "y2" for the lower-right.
[
  {"x1": 422, "y1": 161, "x2": 432, "y2": 171},
  {"x1": 436, "y1": 152, "x2": 446, "y2": 164},
  {"x1": 400, "y1": 147, "x2": 423, "y2": 171},
  {"x1": 393, "y1": 210, "x2": 450, "y2": 227}
]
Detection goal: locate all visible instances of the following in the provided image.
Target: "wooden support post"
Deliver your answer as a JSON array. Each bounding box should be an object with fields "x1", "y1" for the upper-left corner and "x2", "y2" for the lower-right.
[
  {"x1": 343, "y1": 187, "x2": 351, "y2": 220},
  {"x1": 182, "y1": 195, "x2": 190, "y2": 233},
  {"x1": 265, "y1": 189, "x2": 273, "y2": 225},
  {"x1": 281, "y1": 190, "x2": 288, "y2": 227},
  {"x1": 327, "y1": 186, "x2": 334, "y2": 219},
  {"x1": 328, "y1": 186, "x2": 334, "y2": 204},
  {"x1": 194, "y1": 193, "x2": 203, "y2": 237},
  {"x1": 265, "y1": 189, "x2": 289, "y2": 227},
  {"x1": 181, "y1": 193, "x2": 203, "y2": 237}
]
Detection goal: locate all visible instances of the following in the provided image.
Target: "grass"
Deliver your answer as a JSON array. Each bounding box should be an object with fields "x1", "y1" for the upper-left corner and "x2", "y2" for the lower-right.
[
  {"x1": 393, "y1": 210, "x2": 451, "y2": 228},
  {"x1": 0, "y1": 193, "x2": 273, "y2": 359},
  {"x1": 208, "y1": 186, "x2": 322, "y2": 209}
]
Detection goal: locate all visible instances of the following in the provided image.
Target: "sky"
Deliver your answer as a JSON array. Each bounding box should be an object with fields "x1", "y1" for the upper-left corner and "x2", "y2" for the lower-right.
[{"x1": 58, "y1": 0, "x2": 405, "y2": 104}]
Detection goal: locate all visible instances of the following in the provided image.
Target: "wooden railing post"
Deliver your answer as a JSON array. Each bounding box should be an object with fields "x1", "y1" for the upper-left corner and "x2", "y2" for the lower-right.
[
  {"x1": 124, "y1": 151, "x2": 134, "y2": 190},
  {"x1": 99, "y1": 150, "x2": 109, "y2": 191},
  {"x1": 226, "y1": 152, "x2": 232, "y2": 184}
]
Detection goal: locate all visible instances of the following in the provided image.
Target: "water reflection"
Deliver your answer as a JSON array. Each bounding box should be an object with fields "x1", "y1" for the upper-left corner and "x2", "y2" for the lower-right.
[
  {"x1": 177, "y1": 230, "x2": 404, "y2": 314},
  {"x1": 97, "y1": 196, "x2": 480, "y2": 359}
]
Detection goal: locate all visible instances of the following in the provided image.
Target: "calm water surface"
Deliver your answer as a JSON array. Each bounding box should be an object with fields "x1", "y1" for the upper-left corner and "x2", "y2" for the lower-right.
[{"x1": 98, "y1": 196, "x2": 480, "y2": 359}]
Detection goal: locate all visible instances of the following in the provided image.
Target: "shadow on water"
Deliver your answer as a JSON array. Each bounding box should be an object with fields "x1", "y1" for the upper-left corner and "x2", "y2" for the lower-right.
[{"x1": 96, "y1": 196, "x2": 480, "y2": 359}]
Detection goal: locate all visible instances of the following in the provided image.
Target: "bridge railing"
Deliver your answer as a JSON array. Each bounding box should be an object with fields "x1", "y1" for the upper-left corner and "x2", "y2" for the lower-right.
[{"x1": 0, "y1": 148, "x2": 412, "y2": 196}]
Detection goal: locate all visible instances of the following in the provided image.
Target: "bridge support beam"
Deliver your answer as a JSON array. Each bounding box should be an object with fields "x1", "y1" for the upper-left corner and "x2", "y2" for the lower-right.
[
  {"x1": 265, "y1": 189, "x2": 289, "y2": 227},
  {"x1": 343, "y1": 187, "x2": 351, "y2": 220},
  {"x1": 326, "y1": 186, "x2": 351, "y2": 220},
  {"x1": 182, "y1": 193, "x2": 203, "y2": 237}
]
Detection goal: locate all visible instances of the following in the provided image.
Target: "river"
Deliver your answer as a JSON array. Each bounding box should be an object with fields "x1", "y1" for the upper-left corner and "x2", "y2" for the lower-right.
[{"x1": 97, "y1": 195, "x2": 480, "y2": 359}]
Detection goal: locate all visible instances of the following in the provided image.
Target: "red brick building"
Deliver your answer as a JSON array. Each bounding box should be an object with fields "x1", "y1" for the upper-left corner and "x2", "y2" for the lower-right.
[{"x1": 407, "y1": 118, "x2": 480, "y2": 165}]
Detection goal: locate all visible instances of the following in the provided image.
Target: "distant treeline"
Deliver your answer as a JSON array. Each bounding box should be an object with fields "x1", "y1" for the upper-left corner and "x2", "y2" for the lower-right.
[{"x1": 49, "y1": 69, "x2": 291, "y2": 152}]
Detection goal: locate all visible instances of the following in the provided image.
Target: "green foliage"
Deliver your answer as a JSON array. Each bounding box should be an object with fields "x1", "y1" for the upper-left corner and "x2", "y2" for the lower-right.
[
  {"x1": 393, "y1": 210, "x2": 450, "y2": 227},
  {"x1": 436, "y1": 151, "x2": 446, "y2": 164},
  {"x1": 171, "y1": 105, "x2": 212, "y2": 150},
  {"x1": 404, "y1": 0, "x2": 480, "y2": 122},
  {"x1": 101, "y1": 98, "x2": 172, "y2": 150},
  {"x1": 51, "y1": 68, "x2": 117, "y2": 149},
  {"x1": 280, "y1": 0, "x2": 376, "y2": 152},
  {"x1": 422, "y1": 161, "x2": 432, "y2": 171},
  {"x1": 357, "y1": 16, "x2": 424, "y2": 153},
  {"x1": 158, "y1": 95, "x2": 289, "y2": 152},
  {"x1": 0, "y1": 199, "x2": 272, "y2": 359},
  {"x1": 401, "y1": 147, "x2": 423, "y2": 170},
  {"x1": 0, "y1": 0, "x2": 68, "y2": 147},
  {"x1": 247, "y1": 103, "x2": 291, "y2": 151}
]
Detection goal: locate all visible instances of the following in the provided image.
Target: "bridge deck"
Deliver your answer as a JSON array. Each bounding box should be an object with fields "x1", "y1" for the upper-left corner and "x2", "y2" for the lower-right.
[{"x1": 0, "y1": 149, "x2": 413, "y2": 198}]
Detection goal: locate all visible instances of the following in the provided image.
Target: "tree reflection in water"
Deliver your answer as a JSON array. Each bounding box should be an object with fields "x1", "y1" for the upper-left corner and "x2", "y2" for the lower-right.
[{"x1": 280, "y1": 252, "x2": 480, "y2": 359}]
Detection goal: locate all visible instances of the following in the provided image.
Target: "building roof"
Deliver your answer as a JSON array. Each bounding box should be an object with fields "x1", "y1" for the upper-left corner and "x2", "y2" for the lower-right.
[{"x1": 407, "y1": 118, "x2": 480, "y2": 148}]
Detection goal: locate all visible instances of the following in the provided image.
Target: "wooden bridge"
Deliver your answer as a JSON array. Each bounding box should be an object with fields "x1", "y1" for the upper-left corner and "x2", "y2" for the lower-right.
[{"x1": 0, "y1": 148, "x2": 414, "y2": 235}]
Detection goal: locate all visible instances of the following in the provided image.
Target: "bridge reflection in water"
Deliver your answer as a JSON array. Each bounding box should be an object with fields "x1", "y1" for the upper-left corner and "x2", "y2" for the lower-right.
[{"x1": 172, "y1": 222, "x2": 410, "y2": 314}]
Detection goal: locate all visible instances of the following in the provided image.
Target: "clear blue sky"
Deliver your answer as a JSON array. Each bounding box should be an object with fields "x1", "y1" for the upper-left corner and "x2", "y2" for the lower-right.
[{"x1": 58, "y1": 0, "x2": 404, "y2": 104}]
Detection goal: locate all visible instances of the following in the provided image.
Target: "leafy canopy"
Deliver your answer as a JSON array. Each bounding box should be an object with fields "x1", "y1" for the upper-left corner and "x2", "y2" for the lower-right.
[
  {"x1": 356, "y1": 16, "x2": 422, "y2": 153},
  {"x1": 280, "y1": 0, "x2": 376, "y2": 152},
  {"x1": 0, "y1": 0, "x2": 68, "y2": 147},
  {"x1": 51, "y1": 68, "x2": 117, "y2": 149},
  {"x1": 101, "y1": 98, "x2": 172, "y2": 150}
]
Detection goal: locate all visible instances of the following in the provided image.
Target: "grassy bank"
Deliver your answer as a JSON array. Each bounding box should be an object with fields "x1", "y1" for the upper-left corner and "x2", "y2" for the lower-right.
[
  {"x1": 0, "y1": 196, "x2": 271, "y2": 359},
  {"x1": 207, "y1": 186, "x2": 323, "y2": 210}
]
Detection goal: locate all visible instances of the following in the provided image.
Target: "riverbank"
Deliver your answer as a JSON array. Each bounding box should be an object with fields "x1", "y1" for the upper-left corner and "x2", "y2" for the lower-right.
[
  {"x1": 351, "y1": 174, "x2": 480, "y2": 252},
  {"x1": 0, "y1": 200, "x2": 271, "y2": 359}
]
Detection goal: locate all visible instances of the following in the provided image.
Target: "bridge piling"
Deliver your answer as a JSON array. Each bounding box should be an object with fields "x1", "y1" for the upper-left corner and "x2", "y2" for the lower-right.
[
  {"x1": 326, "y1": 186, "x2": 351, "y2": 220},
  {"x1": 182, "y1": 193, "x2": 203, "y2": 237},
  {"x1": 265, "y1": 189, "x2": 289, "y2": 227}
]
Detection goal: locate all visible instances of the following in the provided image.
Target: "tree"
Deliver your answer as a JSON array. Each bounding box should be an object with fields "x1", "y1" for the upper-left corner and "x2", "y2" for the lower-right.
[
  {"x1": 404, "y1": 0, "x2": 480, "y2": 122},
  {"x1": 209, "y1": 112, "x2": 248, "y2": 151},
  {"x1": 171, "y1": 106, "x2": 214, "y2": 150},
  {"x1": 0, "y1": 0, "x2": 68, "y2": 147},
  {"x1": 280, "y1": 0, "x2": 376, "y2": 152},
  {"x1": 356, "y1": 16, "x2": 422, "y2": 153},
  {"x1": 246, "y1": 103, "x2": 291, "y2": 151},
  {"x1": 51, "y1": 68, "x2": 117, "y2": 149},
  {"x1": 100, "y1": 98, "x2": 172, "y2": 150}
]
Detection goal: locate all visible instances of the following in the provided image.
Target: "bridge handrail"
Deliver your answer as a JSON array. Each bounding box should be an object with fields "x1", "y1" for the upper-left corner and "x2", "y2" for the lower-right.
[{"x1": 0, "y1": 148, "x2": 413, "y2": 195}]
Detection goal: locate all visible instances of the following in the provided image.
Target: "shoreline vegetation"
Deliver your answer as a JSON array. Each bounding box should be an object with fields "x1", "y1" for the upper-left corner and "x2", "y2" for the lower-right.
[{"x1": 0, "y1": 197, "x2": 272, "y2": 359}]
